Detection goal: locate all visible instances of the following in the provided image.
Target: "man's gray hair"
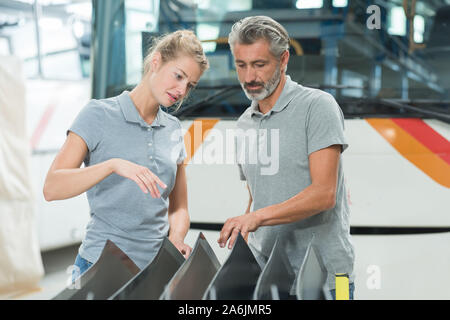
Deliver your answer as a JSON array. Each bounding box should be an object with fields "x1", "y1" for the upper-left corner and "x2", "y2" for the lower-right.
[{"x1": 228, "y1": 16, "x2": 290, "y2": 59}]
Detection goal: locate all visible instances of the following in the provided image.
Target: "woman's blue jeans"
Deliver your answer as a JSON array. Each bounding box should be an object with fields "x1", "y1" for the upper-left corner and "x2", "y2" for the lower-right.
[{"x1": 71, "y1": 254, "x2": 93, "y2": 284}]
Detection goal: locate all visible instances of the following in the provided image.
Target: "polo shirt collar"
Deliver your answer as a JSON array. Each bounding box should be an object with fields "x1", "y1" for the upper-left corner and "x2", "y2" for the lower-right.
[
  {"x1": 250, "y1": 75, "x2": 298, "y2": 116},
  {"x1": 118, "y1": 91, "x2": 168, "y2": 128}
]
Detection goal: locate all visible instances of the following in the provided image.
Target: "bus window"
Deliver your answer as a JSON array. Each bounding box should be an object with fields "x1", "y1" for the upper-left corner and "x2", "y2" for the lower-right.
[{"x1": 92, "y1": 0, "x2": 450, "y2": 120}]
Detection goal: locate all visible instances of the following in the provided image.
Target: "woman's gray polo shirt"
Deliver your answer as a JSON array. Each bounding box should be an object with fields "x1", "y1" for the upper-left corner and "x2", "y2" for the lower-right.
[
  {"x1": 235, "y1": 76, "x2": 355, "y2": 290},
  {"x1": 68, "y1": 91, "x2": 186, "y2": 269}
]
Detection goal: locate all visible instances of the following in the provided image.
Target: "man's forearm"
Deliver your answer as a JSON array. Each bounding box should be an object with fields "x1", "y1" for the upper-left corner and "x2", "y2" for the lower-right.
[
  {"x1": 244, "y1": 183, "x2": 253, "y2": 214},
  {"x1": 257, "y1": 183, "x2": 336, "y2": 227},
  {"x1": 245, "y1": 200, "x2": 252, "y2": 214}
]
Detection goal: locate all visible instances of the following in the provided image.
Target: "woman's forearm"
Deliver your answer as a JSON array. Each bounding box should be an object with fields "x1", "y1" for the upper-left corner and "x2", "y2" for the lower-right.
[
  {"x1": 168, "y1": 209, "x2": 190, "y2": 241},
  {"x1": 43, "y1": 159, "x2": 116, "y2": 201}
]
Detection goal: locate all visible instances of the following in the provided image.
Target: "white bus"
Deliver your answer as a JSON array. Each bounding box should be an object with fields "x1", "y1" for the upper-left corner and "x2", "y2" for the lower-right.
[{"x1": 27, "y1": 0, "x2": 450, "y2": 299}]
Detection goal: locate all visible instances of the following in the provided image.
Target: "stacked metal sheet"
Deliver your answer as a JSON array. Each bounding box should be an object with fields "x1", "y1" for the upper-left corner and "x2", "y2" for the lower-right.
[
  {"x1": 53, "y1": 232, "x2": 332, "y2": 300},
  {"x1": 203, "y1": 233, "x2": 262, "y2": 300},
  {"x1": 295, "y1": 239, "x2": 331, "y2": 300},
  {"x1": 253, "y1": 237, "x2": 296, "y2": 300},
  {"x1": 53, "y1": 240, "x2": 140, "y2": 300},
  {"x1": 109, "y1": 237, "x2": 185, "y2": 300},
  {"x1": 160, "y1": 232, "x2": 221, "y2": 300}
]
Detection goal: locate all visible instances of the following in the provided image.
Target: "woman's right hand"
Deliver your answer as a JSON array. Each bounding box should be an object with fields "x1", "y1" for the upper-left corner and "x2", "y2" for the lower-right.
[{"x1": 110, "y1": 158, "x2": 167, "y2": 198}]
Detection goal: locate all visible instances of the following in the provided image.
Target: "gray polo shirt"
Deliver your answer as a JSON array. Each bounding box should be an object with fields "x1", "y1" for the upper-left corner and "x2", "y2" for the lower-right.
[
  {"x1": 236, "y1": 75, "x2": 355, "y2": 290},
  {"x1": 68, "y1": 91, "x2": 186, "y2": 269}
]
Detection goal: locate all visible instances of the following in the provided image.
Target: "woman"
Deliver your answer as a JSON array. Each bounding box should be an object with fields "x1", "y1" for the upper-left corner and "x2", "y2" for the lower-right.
[{"x1": 43, "y1": 30, "x2": 209, "y2": 279}]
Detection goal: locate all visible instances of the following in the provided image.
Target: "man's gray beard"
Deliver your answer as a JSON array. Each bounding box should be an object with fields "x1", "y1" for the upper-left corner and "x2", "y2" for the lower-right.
[{"x1": 241, "y1": 66, "x2": 282, "y2": 101}]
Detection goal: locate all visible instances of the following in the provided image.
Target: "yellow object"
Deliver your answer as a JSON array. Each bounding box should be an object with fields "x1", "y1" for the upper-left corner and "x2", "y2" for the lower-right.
[{"x1": 335, "y1": 273, "x2": 350, "y2": 300}]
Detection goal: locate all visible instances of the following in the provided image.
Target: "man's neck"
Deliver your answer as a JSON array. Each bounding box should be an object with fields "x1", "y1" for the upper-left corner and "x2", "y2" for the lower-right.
[{"x1": 257, "y1": 73, "x2": 287, "y2": 114}]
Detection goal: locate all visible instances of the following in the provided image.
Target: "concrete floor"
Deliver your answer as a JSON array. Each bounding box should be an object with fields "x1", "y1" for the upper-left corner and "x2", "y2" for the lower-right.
[
  {"x1": 17, "y1": 244, "x2": 80, "y2": 300},
  {"x1": 13, "y1": 231, "x2": 229, "y2": 300}
]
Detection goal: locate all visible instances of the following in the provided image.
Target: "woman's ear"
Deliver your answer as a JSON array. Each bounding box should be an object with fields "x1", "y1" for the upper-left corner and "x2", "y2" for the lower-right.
[{"x1": 151, "y1": 52, "x2": 162, "y2": 72}]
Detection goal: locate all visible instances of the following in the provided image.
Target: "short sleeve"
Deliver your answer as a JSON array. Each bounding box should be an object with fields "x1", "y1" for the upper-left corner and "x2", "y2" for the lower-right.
[
  {"x1": 238, "y1": 163, "x2": 246, "y2": 181},
  {"x1": 67, "y1": 101, "x2": 105, "y2": 152},
  {"x1": 176, "y1": 122, "x2": 187, "y2": 165},
  {"x1": 177, "y1": 137, "x2": 187, "y2": 164},
  {"x1": 234, "y1": 133, "x2": 247, "y2": 181},
  {"x1": 306, "y1": 92, "x2": 348, "y2": 155}
]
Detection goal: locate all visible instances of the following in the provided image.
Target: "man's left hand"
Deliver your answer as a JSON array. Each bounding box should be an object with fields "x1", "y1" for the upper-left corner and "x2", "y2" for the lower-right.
[{"x1": 218, "y1": 211, "x2": 262, "y2": 249}]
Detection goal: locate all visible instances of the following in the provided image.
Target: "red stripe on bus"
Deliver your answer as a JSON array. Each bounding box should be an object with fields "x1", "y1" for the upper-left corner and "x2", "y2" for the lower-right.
[
  {"x1": 391, "y1": 118, "x2": 450, "y2": 165},
  {"x1": 30, "y1": 103, "x2": 57, "y2": 150}
]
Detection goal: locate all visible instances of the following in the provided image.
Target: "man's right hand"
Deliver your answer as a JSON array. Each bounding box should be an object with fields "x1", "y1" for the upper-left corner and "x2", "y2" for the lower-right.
[{"x1": 110, "y1": 158, "x2": 167, "y2": 198}]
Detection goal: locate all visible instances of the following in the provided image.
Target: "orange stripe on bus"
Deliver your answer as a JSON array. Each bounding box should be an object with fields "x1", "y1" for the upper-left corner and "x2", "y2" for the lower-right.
[
  {"x1": 366, "y1": 118, "x2": 450, "y2": 188},
  {"x1": 392, "y1": 118, "x2": 450, "y2": 165},
  {"x1": 183, "y1": 119, "x2": 220, "y2": 164}
]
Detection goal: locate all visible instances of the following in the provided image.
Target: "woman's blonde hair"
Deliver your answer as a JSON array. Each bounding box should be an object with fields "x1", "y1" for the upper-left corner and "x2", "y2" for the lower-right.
[
  {"x1": 142, "y1": 30, "x2": 208, "y2": 110},
  {"x1": 143, "y1": 29, "x2": 209, "y2": 75}
]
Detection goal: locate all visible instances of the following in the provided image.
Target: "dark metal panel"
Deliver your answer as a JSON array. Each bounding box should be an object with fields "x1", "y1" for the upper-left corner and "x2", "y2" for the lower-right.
[
  {"x1": 110, "y1": 237, "x2": 185, "y2": 300},
  {"x1": 203, "y1": 233, "x2": 261, "y2": 300},
  {"x1": 295, "y1": 239, "x2": 330, "y2": 300},
  {"x1": 52, "y1": 240, "x2": 140, "y2": 300},
  {"x1": 160, "y1": 232, "x2": 221, "y2": 300},
  {"x1": 253, "y1": 237, "x2": 296, "y2": 300}
]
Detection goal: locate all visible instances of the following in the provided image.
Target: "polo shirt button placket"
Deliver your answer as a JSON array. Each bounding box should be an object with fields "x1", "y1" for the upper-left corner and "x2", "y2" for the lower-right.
[
  {"x1": 255, "y1": 117, "x2": 264, "y2": 194},
  {"x1": 148, "y1": 126, "x2": 154, "y2": 163},
  {"x1": 259, "y1": 118, "x2": 265, "y2": 137}
]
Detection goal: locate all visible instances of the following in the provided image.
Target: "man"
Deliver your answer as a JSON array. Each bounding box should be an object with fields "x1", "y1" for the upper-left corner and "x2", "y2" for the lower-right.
[{"x1": 217, "y1": 16, "x2": 355, "y2": 299}]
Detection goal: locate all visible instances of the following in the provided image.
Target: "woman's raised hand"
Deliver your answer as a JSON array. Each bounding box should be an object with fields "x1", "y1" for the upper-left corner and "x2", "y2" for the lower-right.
[{"x1": 111, "y1": 158, "x2": 167, "y2": 198}]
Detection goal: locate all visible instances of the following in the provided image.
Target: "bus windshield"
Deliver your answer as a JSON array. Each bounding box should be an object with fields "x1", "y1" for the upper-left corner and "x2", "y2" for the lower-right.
[{"x1": 91, "y1": 0, "x2": 450, "y2": 120}]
